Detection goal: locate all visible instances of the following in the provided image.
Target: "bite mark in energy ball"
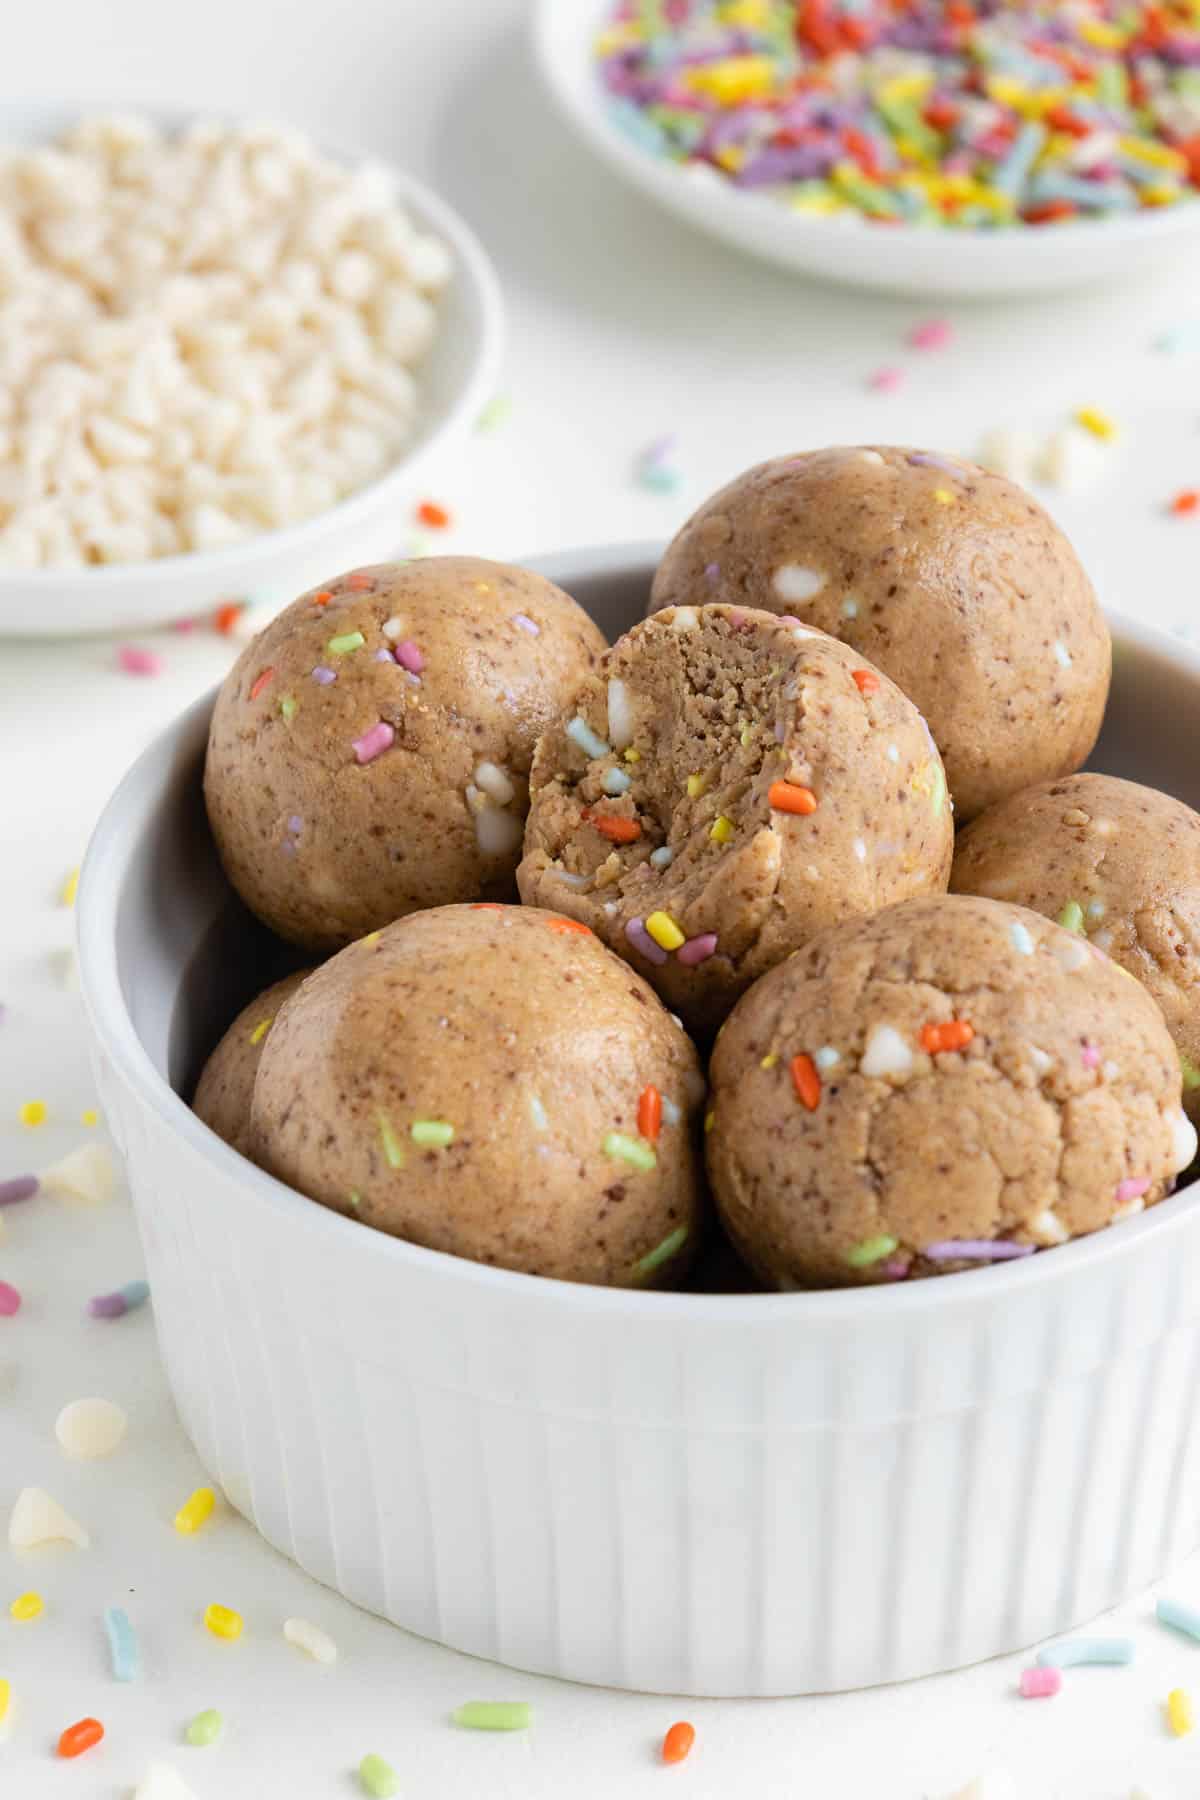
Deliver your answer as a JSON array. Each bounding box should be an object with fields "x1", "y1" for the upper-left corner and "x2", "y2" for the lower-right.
[
  {"x1": 706, "y1": 896, "x2": 1195, "y2": 1289},
  {"x1": 250, "y1": 905, "x2": 706, "y2": 1287},
  {"x1": 204, "y1": 558, "x2": 606, "y2": 950},
  {"x1": 649, "y1": 447, "x2": 1111, "y2": 822},
  {"x1": 952, "y1": 772, "x2": 1200, "y2": 1124},
  {"x1": 518, "y1": 603, "x2": 952, "y2": 1036},
  {"x1": 192, "y1": 969, "x2": 313, "y2": 1158}
]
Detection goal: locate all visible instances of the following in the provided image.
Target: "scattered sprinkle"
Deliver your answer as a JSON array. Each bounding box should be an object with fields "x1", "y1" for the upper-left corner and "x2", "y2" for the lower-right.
[
  {"x1": 790, "y1": 1053, "x2": 821, "y2": 1112},
  {"x1": 529, "y1": 1094, "x2": 549, "y2": 1132},
  {"x1": 214, "y1": 601, "x2": 245, "y2": 635},
  {"x1": 678, "y1": 932, "x2": 718, "y2": 967},
  {"x1": 1038, "y1": 1637, "x2": 1135, "y2": 1668},
  {"x1": 283, "y1": 1617, "x2": 337, "y2": 1664},
  {"x1": 353, "y1": 721, "x2": 396, "y2": 765},
  {"x1": 10, "y1": 1591, "x2": 43, "y2": 1621},
  {"x1": 8, "y1": 1487, "x2": 89, "y2": 1549},
  {"x1": 709, "y1": 814, "x2": 734, "y2": 844},
  {"x1": 566, "y1": 715, "x2": 610, "y2": 760},
  {"x1": 453, "y1": 1702, "x2": 532, "y2": 1732},
  {"x1": 1029, "y1": 1208, "x2": 1070, "y2": 1246},
  {"x1": 328, "y1": 630, "x2": 366, "y2": 655},
  {"x1": 772, "y1": 563, "x2": 825, "y2": 602},
  {"x1": 923, "y1": 1240, "x2": 1035, "y2": 1263},
  {"x1": 416, "y1": 500, "x2": 450, "y2": 529},
  {"x1": 359, "y1": 1753, "x2": 400, "y2": 1797},
  {"x1": 920, "y1": 1019, "x2": 975, "y2": 1055},
  {"x1": 118, "y1": 645, "x2": 164, "y2": 677},
  {"x1": 0, "y1": 1281, "x2": 21, "y2": 1317},
  {"x1": 411, "y1": 1120, "x2": 454, "y2": 1149},
  {"x1": 311, "y1": 665, "x2": 336, "y2": 685},
  {"x1": 662, "y1": 1721, "x2": 696, "y2": 1764},
  {"x1": 0, "y1": 1175, "x2": 37, "y2": 1207},
  {"x1": 1172, "y1": 490, "x2": 1200, "y2": 516},
  {"x1": 649, "y1": 845, "x2": 674, "y2": 869},
  {"x1": 1116, "y1": 1176, "x2": 1152, "y2": 1204},
  {"x1": 1075, "y1": 406, "x2": 1118, "y2": 442},
  {"x1": 633, "y1": 1226, "x2": 689, "y2": 1282},
  {"x1": 868, "y1": 367, "x2": 904, "y2": 393},
  {"x1": 186, "y1": 1709, "x2": 224, "y2": 1747},
  {"x1": 378, "y1": 1114, "x2": 405, "y2": 1170},
  {"x1": 686, "y1": 771, "x2": 709, "y2": 799},
  {"x1": 1058, "y1": 900, "x2": 1085, "y2": 933},
  {"x1": 249, "y1": 667, "x2": 274, "y2": 701},
  {"x1": 814, "y1": 1046, "x2": 841, "y2": 1072},
  {"x1": 603, "y1": 766, "x2": 633, "y2": 796},
  {"x1": 626, "y1": 917, "x2": 667, "y2": 965},
  {"x1": 1158, "y1": 1595, "x2": 1200, "y2": 1642},
  {"x1": 88, "y1": 1279, "x2": 150, "y2": 1319},
  {"x1": 638, "y1": 1086, "x2": 662, "y2": 1143},
  {"x1": 910, "y1": 319, "x2": 953, "y2": 351},
  {"x1": 1010, "y1": 921, "x2": 1035, "y2": 956},
  {"x1": 345, "y1": 572, "x2": 374, "y2": 592},
  {"x1": 545, "y1": 917, "x2": 592, "y2": 937},
  {"x1": 56, "y1": 1397, "x2": 127, "y2": 1459},
  {"x1": 248, "y1": 1016, "x2": 272, "y2": 1047},
  {"x1": 204, "y1": 1603, "x2": 243, "y2": 1641},
  {"x1": 851, "y1": 668, "x2": 880, "y2": 696},
  {"x1": 18, "y1": 1101, "x2": 45, "y2": 1128},
  {"x1": 634, "y1": 436, "x2": 682, "y2": 493},
  {"x1": 0, "y1": 1677, "x2": 9, "y2": 1728},
  {"x1": 1020, "y1": 1666, "x2": 1062, "y2": 1699},
  {"x1": 645, "y1": 911, "x2": 685, "y2": 952},
  {"x1": 845, "y1": 1235, "x2": 900, "y2": 1269},
  {"x1": 82, "y1": 1109, "x2": 99, "y2": 1127},
  {"x1": 58, "y1": 1717, "x2": 104, "y2": 1758},
  {"x1": 1053, "y1": 640, "x2": 1073, "y2": 669},
  {"x1": 585, "y1": 809, "x2": 642, "y2": 844},
  {"x1": 279, "y1": 695, "x2": 298, "y2": 724},
  {"x1": 40, "y1": 1143, "x2": 116, "y2": 1204},
  {"x1": 105, "y1": 1606, "x2": 139, "y2": 1681},
  {"x1": 761, "y1": 1052, "x2": 779, "y2": 1069},
  {"x1": 176, "y1": 1488, "x2": 216, "y2": 1535},
  {"x1": 60, "y1": 867, "x2": 80, "y2": 907},
  {"x1": 1168, "y1": 1687, "x2": 1194, "y2": 1736},
  {"x1": 768, "y1": 781, "x2": 818, "y2": 816},
  {"x1": 512, "y1": 612, "x2": 539, "y2": 636},
  {"x1": 604, "y1": 1132, "x2": 658, "y2": 1173}
]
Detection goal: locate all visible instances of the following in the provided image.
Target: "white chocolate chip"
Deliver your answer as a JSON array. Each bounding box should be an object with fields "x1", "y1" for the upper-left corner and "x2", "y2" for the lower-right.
[
  {"x1": 1169, "y1": 1108, "x2": 1198, "y2": 1174},
  {"x1": 857, "y1": 450, "x2": 885, "y2": 466},
  {"x1": 1063, "y1": 807, "x2": 1090, "y2": 826},
  {"x1": 860, "y1": 1024, "x2": 913, "y2": 1079},
  {"x1": 8, "y1": 1485, "x2": 89, "y2": 1549},
  {"x1": 55, "y1": 1397, "x2": 127, "y2": 1460},
  {"x1": 1029, "y1": 1045, "x2": 1053, "y2": 1075},
  {"x1": 39, "y1": 1142, "x2": 116, "y2": 1205},
  {"x1": 381, "y1": 615, "x2": 405, "y2": 641},
  {"x1": 607, "y1": 678, "x2": 635, "y2": 750},
  {"x1": 772, "y1": 564, "x2": 825, "y2": 603},
  {"x1": 1028, "y1": 1209, "x2": 1069, "y2": 1246},
  {"x1": 842, "y1": 597, "x2": 859, "y2": 618},
  {"x1": 670, "y1": 607, "x2": 698, "y2": 632}
]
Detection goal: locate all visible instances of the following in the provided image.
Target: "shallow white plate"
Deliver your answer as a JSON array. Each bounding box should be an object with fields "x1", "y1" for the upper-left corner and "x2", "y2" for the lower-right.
[
  {"x1": 534, "y1": 0, "x2": 1200, "y2": 298},
  {"x1": 0, "y1": 103, "x2": 505, "y2": 638}
]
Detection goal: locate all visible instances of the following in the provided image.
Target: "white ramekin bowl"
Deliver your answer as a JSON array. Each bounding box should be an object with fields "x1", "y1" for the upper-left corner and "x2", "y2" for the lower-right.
[
  {"x1": 78, "y1": 544, "x2": 1200, "y2": 1698},
  {"x1": 0, "y1": 102, "x2": 504, "y2": 639}
]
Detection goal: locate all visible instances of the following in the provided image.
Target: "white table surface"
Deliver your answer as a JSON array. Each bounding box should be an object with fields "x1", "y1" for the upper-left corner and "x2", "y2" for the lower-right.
[{"x1": 5, "y1": 2, "x2": 1200, "y2": 1794}]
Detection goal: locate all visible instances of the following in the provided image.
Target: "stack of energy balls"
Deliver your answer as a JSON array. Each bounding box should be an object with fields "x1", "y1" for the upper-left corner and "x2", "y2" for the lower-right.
[{"x1": 197, "y1": 449, "x2": 1199, "y2": 1292}]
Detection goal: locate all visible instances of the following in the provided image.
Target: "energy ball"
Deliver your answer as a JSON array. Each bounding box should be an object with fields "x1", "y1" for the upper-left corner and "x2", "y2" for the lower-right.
[
  {"x1": 952, "y1": 773, "x2": 1200, "y2": 1120},
  {"x1": 707, "y1": 895, "x2": 1195, "y2": 1290},
  {"x1": 251, "y1": 904, "x2": 706, "y2": 1287},
  {"x1": 518, "y1": 603, "x2": 952, "y2": 1036},
  {"x1": 649, "y1": 446, "x2": 1110, "y2": 821},
  {"x1": 204, "y1": 557, "x2": 606, "y2": 950},
  {"x1": 192, "y1": 970, "x2": 311, "y2": 1157}
]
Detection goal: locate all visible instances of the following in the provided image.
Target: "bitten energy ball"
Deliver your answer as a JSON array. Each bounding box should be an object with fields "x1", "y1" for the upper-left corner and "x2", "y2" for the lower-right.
[
  {"x1": 952, "y1": 773, "x2": 1200, "y2": 1121},
  {"x1": 192, "y1": 970, "x2": 311, "y2": 1158},
  {"x1": 707, "y1": 895, "x2": 1196, "y2": 1290},
  {"x1": 518, "y1": 603, "x2": 952, "y2": 1035},
  {"x1": 251, "y1": 905, "x2": 705, "y2": 1287},
  {"x1": 204, "y1": 557, "x2": 606, "y2": 949},
  {"x1": 650, "y1": 446, "x2": 1111, "y2": 821}
]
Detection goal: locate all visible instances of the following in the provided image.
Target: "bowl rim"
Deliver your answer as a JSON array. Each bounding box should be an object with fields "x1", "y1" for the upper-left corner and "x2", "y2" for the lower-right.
[
  {"x1": 0, "y1": 102, "x2": 505, "y2": 592},
  {"x1": 532, "y1": 0, "x2": 1200, "y2": 266},
  {"x1": 77, "y1": 544, "x2": 1200, "y2": 1324}
]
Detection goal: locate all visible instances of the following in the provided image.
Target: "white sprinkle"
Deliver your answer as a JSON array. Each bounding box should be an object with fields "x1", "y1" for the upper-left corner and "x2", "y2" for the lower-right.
[
  {"x1": 8, "y1": 1486, "x2": 89, "y2": 1550},
  {"x1": 860, "y1": 1024, "x2": 913, "y2": 1079},
  {"x1": 976, "y1": 426, "x2": 1038, "y2": 485},
  {"x1": 602, "y1": 766, "x2": 632, "y2": 796},
  {"x1": 1053, "y1": 640, "x2": 1073, "y2": 669},
  {"x1": 669, "y1": 607, "x2": 699, "y2": 632},
  {"x1": 814, "y1": 1046, "x2": 841, "y2": 1072},
  {"x1": 1103, "y1": 1060, "x2": 1120, "y2": 1082},
  {"x1": 1029, "y1": 1045, "x2": 1053, "y2": 1075},
  {"x1": 1009, "y1": 921, "x2": 1035, "y2": 956},
  {"x1": 853, "y1": 838, "x2": 868, "y2": 862},
  {"x1": 607, "y1": 678, "x2": 635, "y2": 750},
  {"x1": 1169, "y1": 1108, "x2": 1198, "y2": 1174},
  {"x1": 133, "y1": 1766, "x2": 199, "y2": 1800},
  {"x1": 283, "y1": 1617, "x2": 338, "y2": 1664},
  {"x1": 1053, "y1": 938, "x2": 1090, "y2": 973},
  {"x1": 603, "y1": 901, "x2": 620, "y2": 917},
  {"x1": 381, "y1": 615, "x2": 405, "y2": 642},
  {"x1": 529, "y1": 1094, "x2": 548, "y2": 1131},
  {"x1": 565, "y1": 715, "x2": 610, "y2": 760},
  {"x1": 649, "y1": 846, "x2": 674, "y2": 870},
  {"x1": 842, "y1": 597, "x2": 859, "y2": 618},
  {"x1": 554, "y1": 870, "x2": 590, "y2": 889},
  {"x1": 1028, "y1": 1209, "x2": 1069, "y2": 1246},
  {"x1": 512, "y1": 612, "x2": 540, "y2": 635},
  {"x1": 39, "y1": 1142, "x2": 116, "y2": 1205},
  {"x1": 886, "y1": 743, "x2": 900, "y2": 764},
  {"x1": 474, "y1": 761, "x2": 515, "y2": 806},
  {"x1": 661, "y1": 1096, "x2": 681, "y2": 1127},
  {"x1": 772, "y1": 564, "x2": 826, "y2": 603},
  {"x1": 1087, "y1": 899, "x2": 1106, "y2": 920},
  {"x1": 474, "y1": 807, "x2": 523, "y2": 856},
  {"x1": 56, "y1": 1397, "x2": 127, "y2": 1460}
]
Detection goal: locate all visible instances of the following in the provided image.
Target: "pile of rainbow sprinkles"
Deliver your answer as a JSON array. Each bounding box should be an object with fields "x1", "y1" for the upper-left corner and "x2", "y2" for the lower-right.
[{"x1": 593, "y1": 0, "x2": 1200, "y2": 227}]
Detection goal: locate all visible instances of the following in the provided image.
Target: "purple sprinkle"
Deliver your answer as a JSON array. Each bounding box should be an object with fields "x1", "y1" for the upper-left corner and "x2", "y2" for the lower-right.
[
  {"x1": 625, "y1": 917, "x2": 668, "y2": 967},
  {"x1": 774, "y1": 720, "x2": 787, "y2": 742},
  {"x1": 906, "y1": 451, "x2": 959, "y2": 472},
  {"x1": 287, "y1": 815, "x2": 303, "y2": 835},
  {"x1": 704, "y1": 562, "x2": 720, "y2": 582},
  {"x1": 677, "y1": 932, "x2": 718, "y2": 966},
  {"x1": 0, "y1": 1175, "x2": 38, "y2": 1207},
  {"x1": 374, "y1": 647, "x2": 395, "y2": 663},
  {"x1": 311, "y1": 666, "x2": 337, "y2": 685},
  {"x1": 923, "y1": 1239, "x2": 1036, "y2": 1262},
  {"x1": 512, "y1": 613, "x2": 540, "y2": 636},
  {"x1": 394, "y1": 639, "x2": 425, "y2": 675},
  {"x1": 89, "y1": 1291, "x2": 128, "y2": 1318},
  {"x1": 641, "y1": 433, "x2": 677, "y2": 466},
  {"x1": 881, "y1": 1255, "x2": 911, "y2": 1280}
]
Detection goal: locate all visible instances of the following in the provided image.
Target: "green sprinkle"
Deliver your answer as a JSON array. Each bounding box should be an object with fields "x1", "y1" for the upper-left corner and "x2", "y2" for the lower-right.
[
  {"x1": 603, "y1": 1131, "x2": 657, "y2": 1172},
  {"x1": 411, "y1": 1119, "x2": 454, "y2": 1148},
  {"x1": 1057, "y1": 901, "x2": 1085, "y2": 934},
  {"x1": 186, "y1": 1708, "x2": 223, "y2": 1746},
  {"x1": 328, "y1": 631, "x2": 366, "y2": 655},
  {"x1": 476, "y1": 393, "x2": 511, "y2": 433},
  {"x1": 704, "y1": 1110, "x2": 715, "y2": 1134},
  {"x1": 348, "y1": 1189, "x2": 362, "y2": 1210},
  {"x1": 632, "y1": 1226, "x2": 688, "y2": 1282},
  {"x1": 1181, "y1": 1052, "x2": 1200, "y2": 1093},
  {"x1": 845, "y1": 1234, "x2": 899, "y2": 1269},
  {"x1": 378, "y1": 1114, "x2": 405, "y2": 1169},
  {"x1": 358, "y1": 1752, "x2": 399, "y2": 1797},
  {"x1": 929, "y1": 764, "x2": 947, "y2": 816},
  {"x1": 452, "y1": 1701, "x2": 532, "y2": 1732},
  {"x1": 279, "y1": 695, "x2": 298, "y2": 723}
]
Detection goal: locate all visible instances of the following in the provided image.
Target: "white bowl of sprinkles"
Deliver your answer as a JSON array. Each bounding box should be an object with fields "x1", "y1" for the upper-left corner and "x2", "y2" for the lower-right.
[
  {"x1": 535, "y1": 0, "x2": 1200, "y2": 297},
  {"x1": 78, "y1": 541, "x2": 1200, "y2": 1698},
  {"x1": 0, "y1": 104, "x2": 504, "y2": 637}
]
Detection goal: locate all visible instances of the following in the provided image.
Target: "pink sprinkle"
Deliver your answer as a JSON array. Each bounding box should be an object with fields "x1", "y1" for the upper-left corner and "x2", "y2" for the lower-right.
[
  {"x1": 170, "y1": 617, "x2": 196, "y2": 634},
  {"x1": 1082, "y1": 1041, "x2": 1102, "y2": 1069},
  {"x1": 881, "y1": 1255, "x2": 911, "y2": 1280},
  {"x1": 1115, "y1": 1176, "x2": 1151, "y2": 1203},
  {"x1": 352, "y1": 721, "x2": 395, "y2": 765},
  {"x1": 677, "y1": 932, "x2": 718, "y2": 966},
  {"x1": 394, "y1": 639, "x2": 425, "y2": 674},
  {"x1": 117, "y1": 645, "x2": 164, "y2": 677},
  {"x1": 868, "y1": 366, "x2": 905, "y2": 392},
  {"x1": 909, "y1": 318, "x2": 953, "y2": 351},
  {"x1": 626, "y1": 917, "x2": 668, "y2": 967},
  {"x1": 0, "y1": 1280, "x2": 21, "y2": 1317},
  {"x1": 512, "y1": 613, "x2": 540, "y2": 636},
  {"x1": 1019, "y1": 1666, "x2": 1061, "y2": 1699}
]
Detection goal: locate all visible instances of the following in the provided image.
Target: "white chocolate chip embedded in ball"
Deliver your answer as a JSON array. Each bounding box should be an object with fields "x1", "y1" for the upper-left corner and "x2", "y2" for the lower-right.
[
  {"x1": 1028, "y1": 1209, "x2": 1069, "y2": 1246},
  {"x1": 381, "y1": 616, "x2": 406, "y2": 642},
  {"x1": 858, "y1": 450, "x2": 885, "y2": 466},
  {"x1": 607, "y1": 678, "x2": 635, "y2": 749},
  {"x1": 670, "y1": 607, "x2": 699, "y2": 632},
  {"x1": 1029, "y1": 1045, "x2": 1053, "y2": 1075},
  {"x1": 1169, "y1": 1108, "x2": 1198, "y2": 1174},
  {"x1": 772, "y1": 564, "x2": 826, "y2": 604},
  {"x1": 860, "y1": 1024, "x2": 913, "y2": 1079},
  {"x1": 473, "y1": 761, "x2": 515, "y2": 806}
]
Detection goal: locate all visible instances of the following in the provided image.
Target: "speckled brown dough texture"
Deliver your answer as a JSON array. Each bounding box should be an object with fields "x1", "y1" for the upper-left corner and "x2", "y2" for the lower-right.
[
  {"x1": 649, "y1": 446, "x2": 1111, "y2": 822},
  {"x1": 250, "y1": 904, "x2": 706, "y2": 1286},
  {"x1": 204, "y1": 558, "x2": 607, "y2": 950},
  {"x1": 952, "y1": 773, "x2": 1200, "y2": 1121},
  {"x1": 517, "y1": 603, "x2": 953, "y2": 1036},
  {"x1": 192, "y1": 969, "x2": 312, "y2": 1157},
  {"x1": 707, "y1": 895, "x2": 1195, "y2": 1290}
]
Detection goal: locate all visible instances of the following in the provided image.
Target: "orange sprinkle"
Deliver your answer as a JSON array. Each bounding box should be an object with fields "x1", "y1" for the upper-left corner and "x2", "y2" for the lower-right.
[
  {"x1": 662, "y1": 1721, "x2": 695, "y2": 1765},
  {"x1": 471, "y1": 903, "x2": 506, "y2": 912},
  {"x1": 213, "y1": 601, "x2": 243, "y2": 635},
  {"x1": 851, "y1": 668, "x2": 880, "y2": 696},
  {"x1": 584, "y1": 810, "x2": 642, "y2": 844},
  {"x1": 546, "y1": 918, "x2": 592, "y2": 937},
  {"x1": 417, "y1": 500, "x2": 451, "y2": 529},
  {"x1": 248, "y1": 667, "x2": 274, "y2": 701},
  {"x1": 1172, "y1": 490, "x2": 1200, "y2": 516},
  {"x1": 919, "y1": 1019, "x2": 975, "y2": 1055},
  {"x1": 768, "y1": 781, "x2": 818, "y2": 817},
  {"x1": 1021, "y1": 200, "x2": 1077, "y2": 224},
  {"x1": 638, "y1": 1085, "x2": 662, "y2": 1143},
  {"x1": 313, "y1": 589, "x2": 333, "y2": 606},
  {"x1": 58, "y1": 1717, "x2": 104, "y2": 1758},
  {"x1": 346, "y1": 571, "x2": 374, "y2": 591},
  {"x1": 790, "y1": 1053, "x2": 821, "y2": 1111}
]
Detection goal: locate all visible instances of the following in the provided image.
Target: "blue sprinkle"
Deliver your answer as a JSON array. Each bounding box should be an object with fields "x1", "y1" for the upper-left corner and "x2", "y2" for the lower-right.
[
  {"x1": 105, "y1": 1606, "x2": 139, "y2": 1681},
  {"x1": 1158, "y1": 1595, "x2": 1200, "y2": 1641},
  {"x1": 565, "y1": 716, "x2": 611, "y2": 761},
  {"x1": 120, "y1": 1280, "x2": 151, "y2": 1311},
  {"x1": 992, "y1": 120, "x2": 1046, "y2": 199},
  {"x1": 602, "y1": 767, "x2": 633, "y2": 796},
  {"x1": 1036, "y1": 1636, "x2": 1134, "y2": 1668}
]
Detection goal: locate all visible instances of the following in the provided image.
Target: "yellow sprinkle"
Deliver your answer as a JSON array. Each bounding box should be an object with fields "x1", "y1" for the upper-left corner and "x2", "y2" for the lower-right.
[
  {"x1": 1078, "y1": 17, "x2": 1126, "y2": 47},
  {"x1": 790, "y1": 191, "x2": 844, "y2": 216},
  {"x1": 60, "y1": 868, "x2": 79, "y2": 907},
  {"x1": 933, "y1": 487, "x2": 956, "y2": 505},
  {"x1": 10, "y1": 1591, "x2": 43, "y2": 1622},
  {"x1": 710, "y1": 815, "x2": 735, "y2": 844},
  {"x1": 0, "y1": 1678, "x2": 8, "y2": 1724},
  {"x1": 248, "y1": 1017, "x2": 273, "y2": 1047},
  {"x1": 684, "y1": 54, "x2": 776, "y2": 106},
  {"x1": 760, "y1": 1053, "x2": 779, "y2": 1070},
  {"x1": 686, "y1": 773, "x2": 708, "y2": 799},
  {"x1": 81, "y1": 1110, "x2": 98, "y2": 1128},
  {"x1": 204, "y1": 1602, "x2": 243, "y2": 1641},
  {"x1": 739, "y1": 723, "x2": 754, "y2": 748},
  {"x1": 1140, "y1": 183, "x2": 1181, "y2": 208},
  {"x1": 593, "y1": 22, "x2": 641, "y2": 56},
  {"x1": 878, "y1": 72, "x2": 934, "y2": 105},
  {"x1": 1075, "y1": 406, "x2": 1118, "y2": 442},
  {"x1": 175, "y1": 1487, "x2": 216, "y2": 1535},
  {"x1": 718, "y1": 0, "x2": 769, "y2": 24},
  {"x1": 362, "y1": 931, "x2": 381, "y2": 947},
  {"x1": 19, "y1": 1102, "x2": 45, "y2": 1128},
  {"x1": 704, "y1": 1110, "x2": 715, "y2": 1134},
  {"x1": 645, "y1": 911, "x2": 685, "y2": 952},
  {"x1": 623, "y1": 747, "x2": 641, "y2": 763},
  {"x1": 1168, "y1": 1687, "x2": 1194, "y2": 1736},
  {"x1": 713, "y1": 143, "x2": 747, "y2": 173}
]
